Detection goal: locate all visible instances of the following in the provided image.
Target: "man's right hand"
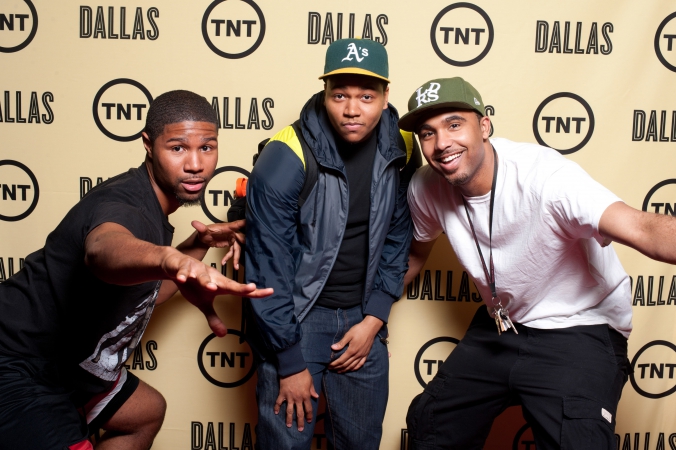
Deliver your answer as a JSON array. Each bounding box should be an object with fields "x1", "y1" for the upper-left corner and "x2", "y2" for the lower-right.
[
  {"x1": 275, "y1": 369, "x2": 319, "y2": 432},
  {"x1": 161, "y1": 249, "x2": 273, "y2": 336}
]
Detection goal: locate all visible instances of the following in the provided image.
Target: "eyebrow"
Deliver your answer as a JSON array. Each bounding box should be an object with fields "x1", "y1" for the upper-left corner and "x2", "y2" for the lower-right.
[
  {"x1": 442, "y1": 114, "x2": 467, "y2": 123},
  {"x1": 165, "y1": 136, "x2": 217, "y2": 144}
]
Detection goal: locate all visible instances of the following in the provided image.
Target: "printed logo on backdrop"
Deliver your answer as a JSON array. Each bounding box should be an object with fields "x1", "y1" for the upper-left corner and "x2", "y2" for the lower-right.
[
  {"x1": 407, "y1": 269, "x2": 482, "y2": 303},
  {"x1": 0, "y1": 0, "x2": 37, "y2": 53},
  {"x1": 642, "y1": 179, "x2": 676, "y2": 215},
  {"x1": 535, "y1": 20, "x2": 613, "y2": 55},
  {"x1": 485, "y1": 104, "x2": 495, "y2": 137},
  {"x1": 655, "y1": 12, "x2": 676, "y2": 72},
  {"x1": 0, "y1": 90, "x2": 54, "y2": 125},
  {"x1": 512, "y1": 424, "x2": 536, "y2": 450},
  {"x1": 79, "y1": 6, "x2": 159, "y2": 40},
  {"x1": 92, "y1": 79, "x2": 153, "y2": 142},
  {"x1": 190, "y1": 421, "x2": 253, "y2": 450},
  {"x1": 632, "y1": 109, "x2": 676, "y2": 142},
  {"x1": 197, "y1": 329, "x2": 255, "y2": 388},
  {"x1": 0, "y1": 160, "x2": 39, "y2": 222},
  {"x1": 414, "y1": 336, "x2": 459, "y2": 388},
  {"x1": 0, "y1": 256, "x2": 24, "y2": 282},
  {"x1": 430, "y1": 3, "x2": 494, "y2": 67},
  {"x1": 307, "y1": 11, "x2": 388, "y2": 45},
  {"x1": 210, "y1": 96, "x2": 274, "y2": 130},
  {"x1": 532, "y1": 92, "x2": 594, "y2": 154},
  {"x1": 123, "y1": 340, "x2": 158, "y2": 371},
  {"x1": 200, "y1": 166, "x2": 250, "y2": 224},
  {"x1": 202, "y1": 0, "x2": 265, "y2": 59},
  {"x1": 630, "y1": 340, "x2": 676, "y2": 399}
]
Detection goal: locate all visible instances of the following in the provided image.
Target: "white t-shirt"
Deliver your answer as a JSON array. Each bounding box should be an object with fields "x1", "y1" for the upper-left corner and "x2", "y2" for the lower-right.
[{"x1": 408, "y1": 137, "x2": 632, "y2": 337}]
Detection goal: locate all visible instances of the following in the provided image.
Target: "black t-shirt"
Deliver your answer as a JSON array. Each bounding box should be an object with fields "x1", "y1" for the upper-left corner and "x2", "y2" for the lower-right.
[
  {"x1": 315, "y1": 128, "x2": 377, "y2": 308},
  {"x1": 0, "y1": 164, "x2": 173, "y2": 399}
]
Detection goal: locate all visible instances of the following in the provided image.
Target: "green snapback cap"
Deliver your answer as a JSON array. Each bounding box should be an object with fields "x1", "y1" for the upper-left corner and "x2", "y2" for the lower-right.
[
  {"x1": 398, "y1": 77, "x2": 485, "y2": 132},
  {"x1": 319, "y1": 38, "x2": 389, "y2": 82}
]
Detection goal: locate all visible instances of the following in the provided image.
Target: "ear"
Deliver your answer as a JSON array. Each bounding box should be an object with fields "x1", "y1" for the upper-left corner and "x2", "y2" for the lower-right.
[
  {"x1": 382, "y1": 85, "x2": 390, "y2": 110},
  {"x1": 480, "y1": 115, "x2": 491, "y2": 140},
  {"x1": 142, "y1": 132, "x2": 153, "y2": 159}
]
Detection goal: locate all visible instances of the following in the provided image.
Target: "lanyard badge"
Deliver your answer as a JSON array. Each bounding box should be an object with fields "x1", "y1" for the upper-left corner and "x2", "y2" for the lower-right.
[{"x1": 462, "y1": 146, "x2": 518, "y2": 336}]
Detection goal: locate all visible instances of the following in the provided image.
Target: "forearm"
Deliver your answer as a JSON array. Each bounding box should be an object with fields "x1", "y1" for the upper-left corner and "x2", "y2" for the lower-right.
[
  {"x1": 601, "y1": 202, "x2": 676, "y2": 264},
  {"x1": 85, "y1": 227, "x2": 175, "y2": 285},
  {"x1": 403, "y1": 238, "x2": 436, "y2": 286},
  {"x1": 155, "y1": 231, "x2": 212, "y2": 304}
]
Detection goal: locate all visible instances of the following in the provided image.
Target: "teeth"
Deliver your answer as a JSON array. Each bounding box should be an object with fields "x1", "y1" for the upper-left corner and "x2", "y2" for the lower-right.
[{"x1": 441, "y1": 153, "x2": 461, "y2": 163}]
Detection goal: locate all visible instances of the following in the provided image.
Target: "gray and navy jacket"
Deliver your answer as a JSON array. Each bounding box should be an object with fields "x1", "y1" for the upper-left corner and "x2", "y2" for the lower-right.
[{"x1": 244, "y1": 91, "x2": 421, "y2": 377}]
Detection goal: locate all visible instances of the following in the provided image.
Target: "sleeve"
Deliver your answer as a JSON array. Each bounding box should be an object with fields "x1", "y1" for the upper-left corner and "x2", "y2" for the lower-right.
[
  {"x1": 407, "y1": 168, "x2": 445, "y2": 243},
  {"x1": 364, "y1": 134, "x2": 423, "y2": 323},
  {"x1": 85, "y1": 202, "x2": 153, "y2": 243},
  {"x1": 543, "y1": 160, "x2": 622, "y2": 246},
  {"x1": 244, "y1": 140, "x2": 308, "y2": 377}
]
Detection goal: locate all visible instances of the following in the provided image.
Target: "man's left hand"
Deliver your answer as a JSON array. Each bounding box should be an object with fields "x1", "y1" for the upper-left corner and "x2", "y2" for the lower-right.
[
  {"x1": 328, "y1": 315, "x2": 384, "y2": 373},
  {"x1": 192, "y1": 220, "x2": 245, "y2": 268}
]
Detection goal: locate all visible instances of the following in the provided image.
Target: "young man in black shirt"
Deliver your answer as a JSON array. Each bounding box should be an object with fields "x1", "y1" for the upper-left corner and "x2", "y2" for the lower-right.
[
  {"x1": 0, "y1": 90, "x2": 272, "y2": 450},
  {"x1": 245, "y1": 39, "x2": 420, "y2": 449}
]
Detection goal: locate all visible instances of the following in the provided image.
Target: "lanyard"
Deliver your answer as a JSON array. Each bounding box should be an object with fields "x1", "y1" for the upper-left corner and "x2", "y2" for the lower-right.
[{"x1": 462, "y1": 145, "x2": 499, "y2": 303}]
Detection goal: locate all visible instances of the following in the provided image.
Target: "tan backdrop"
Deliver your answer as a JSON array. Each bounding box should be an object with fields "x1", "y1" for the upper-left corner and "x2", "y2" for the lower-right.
[{"x1": 1, "y1": 1, "x2": 676, "y2": 448}]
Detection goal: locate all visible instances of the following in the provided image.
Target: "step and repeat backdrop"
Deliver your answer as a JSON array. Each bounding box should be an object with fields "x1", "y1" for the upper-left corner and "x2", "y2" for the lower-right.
[{"x1": 2, "y1": 0, "x2": 676, "y2": 448}]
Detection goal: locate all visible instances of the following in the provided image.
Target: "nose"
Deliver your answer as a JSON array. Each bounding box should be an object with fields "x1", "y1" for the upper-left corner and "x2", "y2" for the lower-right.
[
  {"x1": 184, "y1": 149, "x2": 204, "y2": 174},
  {"x1": 435, "y1": 129, "x2": 455, "y2": 153},
  {"x1": 344, "y1": 98, "x2": 361, "y2": 118}
]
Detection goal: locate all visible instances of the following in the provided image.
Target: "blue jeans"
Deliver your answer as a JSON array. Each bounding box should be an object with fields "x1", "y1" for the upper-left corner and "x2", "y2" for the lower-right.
[{"x1": 255, "y1": 304, "x2": 389, "y2": 450}]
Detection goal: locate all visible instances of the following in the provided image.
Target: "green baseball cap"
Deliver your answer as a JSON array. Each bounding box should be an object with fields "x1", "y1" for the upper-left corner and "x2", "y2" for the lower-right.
[
  {"x1": 398, "y1": 77, "x2": 485, "y2": 132},
  {"x1": 319, "y1": 38, "x2": 389, "y2": 82}
]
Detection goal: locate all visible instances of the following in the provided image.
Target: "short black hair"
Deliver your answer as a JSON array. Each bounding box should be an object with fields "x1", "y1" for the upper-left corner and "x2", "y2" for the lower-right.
[{"x1": 144, "y1": 90, "x2": 218, "y2": 142}]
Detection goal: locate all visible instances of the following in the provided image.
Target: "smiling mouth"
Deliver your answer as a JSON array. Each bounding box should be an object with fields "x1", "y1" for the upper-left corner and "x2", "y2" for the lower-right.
[{"x1": 437, "y1": 150, "x2": 464, "y2": 164}]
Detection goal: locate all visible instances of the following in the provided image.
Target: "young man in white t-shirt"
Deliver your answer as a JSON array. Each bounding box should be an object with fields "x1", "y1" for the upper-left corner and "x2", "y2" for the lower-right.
[{"x1": 399, "y1": 77, "x2": 676, "y2": 450}]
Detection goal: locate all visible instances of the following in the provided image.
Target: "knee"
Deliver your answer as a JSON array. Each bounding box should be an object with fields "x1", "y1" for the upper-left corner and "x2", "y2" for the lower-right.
[{"x1": 144, "y1": 386, "x2": 167, "y2": 433}]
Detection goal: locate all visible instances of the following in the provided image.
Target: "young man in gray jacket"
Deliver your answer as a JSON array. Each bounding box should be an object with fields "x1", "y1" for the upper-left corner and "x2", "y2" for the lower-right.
[{"x1": 245, "y1": 38, "x2": 420, "y2": 449}]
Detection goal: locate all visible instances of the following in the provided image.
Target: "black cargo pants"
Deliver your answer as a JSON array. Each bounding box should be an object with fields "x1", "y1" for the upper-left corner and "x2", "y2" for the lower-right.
[{"x1": 406, "y1": 306, "x2": 631, "y2": 450}]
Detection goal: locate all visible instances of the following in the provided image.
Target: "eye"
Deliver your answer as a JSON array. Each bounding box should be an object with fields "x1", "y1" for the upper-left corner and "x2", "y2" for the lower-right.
[
  {"x1": 334, "y1": 93, "x2": 345, "y2": 100},
  {"x1": 171, "y1": 145, "x2": 183, "y2": 152},
  {"x1": 200, "y1": 145, "x2": 212, "y2": 152},
  {"x1": 418, "y1": 131, "x2": 433, "y2": 139},
  {"x1": 362, "y1": 94, "x2": 373, "y2": 100}
]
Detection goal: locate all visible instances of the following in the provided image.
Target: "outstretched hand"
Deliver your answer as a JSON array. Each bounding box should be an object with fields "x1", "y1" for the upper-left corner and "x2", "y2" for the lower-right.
[
  {"x1": 192, "y1": 220, "x2": 245, "y2": 268},
  {"x1": 161, "y1": 250, "x2": 272, "y2": 336}
]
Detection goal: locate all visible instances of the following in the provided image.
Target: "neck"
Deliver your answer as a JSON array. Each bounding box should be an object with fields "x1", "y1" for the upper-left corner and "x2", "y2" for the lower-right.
[
  {"x1": 459, "y1": 141, "x2": 496, "y2": 198},
  {"x1": 145, "y1": 159, "x2": 178, "y2": 216}
]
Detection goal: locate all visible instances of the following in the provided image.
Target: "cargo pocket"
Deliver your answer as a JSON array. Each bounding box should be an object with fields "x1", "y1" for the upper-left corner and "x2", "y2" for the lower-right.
[{"x1": 561, "y1": 396, "x2": 615, "y2": 450}]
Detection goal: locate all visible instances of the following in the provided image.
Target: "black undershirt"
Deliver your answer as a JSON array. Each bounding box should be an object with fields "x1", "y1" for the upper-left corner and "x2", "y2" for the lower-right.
[{"x1": 315, "y1": 128, "x2": 378, "y2": 308}]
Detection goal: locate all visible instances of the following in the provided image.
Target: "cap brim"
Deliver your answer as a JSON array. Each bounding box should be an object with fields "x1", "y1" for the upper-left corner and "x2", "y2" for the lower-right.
[
  {"x1": 318, "y1": 67, "x2": 390, "y2": 82},
  {"x1": 398, "y1": 101, "x2": 483, "y2": 132}
]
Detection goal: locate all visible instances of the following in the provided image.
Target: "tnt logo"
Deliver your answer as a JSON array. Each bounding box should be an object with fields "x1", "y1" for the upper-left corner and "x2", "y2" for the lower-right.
[
  {"x1": 0, "y1": 160, "x2": 39, "y2": 222},
  {"x1": 641, "y1": 179, "x2": 676, "y2": 215},
  {"x1": 202, "y1": 0, "x2": 265, "y2": 59},
  {"x1": 532, "y1": 92, "x2": 594, "y2": 154},
  {"x1": 92, "y1": 79, "x2": 153, "y2": 142},
  {"x1": 630, "y1": 340, "x2": 676, "y2": 399},
  {"x1": 414, "y1": 336, "x2": 459, "y2": 388},
  {"x1": 430, "y1": 3, "x2": 494, "y2": 67},
  {"x1": 655, "y1": 12, "x2": 676, "y2": 72},
  {"x1": 0, "y1": 0, "x2": 37, "y2": 53},
  {"x1": 200, "y1": 166, "x2": 250, "y2": 224},
  {"x1": 513, "y1": 424, "x2": 537, "y2": 450},
  {"x1": 197, "y1": 330, "x2": 255, "y2": 388}
]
